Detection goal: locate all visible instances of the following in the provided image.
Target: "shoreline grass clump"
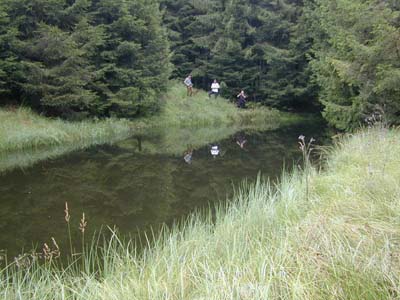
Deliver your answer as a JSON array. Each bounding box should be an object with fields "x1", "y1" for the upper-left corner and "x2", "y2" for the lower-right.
[
  {"x1": 1, "y1": 126, "x2": 399, "y2": 299},
  {"x1": 0, "y1": 107, "x2": 134, "y2": 154}
]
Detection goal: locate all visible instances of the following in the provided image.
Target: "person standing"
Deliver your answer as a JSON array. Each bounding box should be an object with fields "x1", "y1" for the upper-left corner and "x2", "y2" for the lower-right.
[
  {"x1": 184, "y1": 75, "x2": 193, "y2": 96},
  {"x1": 208, "y1": 79, "x2": 220, "y2": 98},
  {"x1": 237, "y1": 90, "x2": 247, "y2": 108}
]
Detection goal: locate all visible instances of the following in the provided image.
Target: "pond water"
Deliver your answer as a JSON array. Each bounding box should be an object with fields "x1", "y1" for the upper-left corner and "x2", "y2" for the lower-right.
[{"x1": 0, "y1": 118, "x2": 329, "y2": 259}]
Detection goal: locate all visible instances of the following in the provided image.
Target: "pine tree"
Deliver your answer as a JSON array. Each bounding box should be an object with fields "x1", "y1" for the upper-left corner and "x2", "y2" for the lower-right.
[
  {"x1": 206, "y1": 0, "x2": 249, "y2": 97},
  {"x1": 160, "y1": 0, "x2": 224, "y2": 88},
  {"x1": 0, "y1": 1, "x2": 23, "y2": 99},
  {"x1": 90, "y1": 0, "x2": 171, "y2": 117},
  {"x1": 307, "y1": 0, "x2": 400, "y2": 129},
  {"x1": 207, "y1": 0, "x2": 313, "y2": 107},
  {"x1": 0, "y1": 0, "x2": 171, "y2": 118},
  {"x1": 161, "y1": 0, "x2": 314, "y2": 107}
]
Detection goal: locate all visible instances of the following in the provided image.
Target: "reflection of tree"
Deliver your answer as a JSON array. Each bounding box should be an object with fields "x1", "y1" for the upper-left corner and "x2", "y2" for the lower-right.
[
  {"x1": 0, "y1": 119, "x2": 283, "y2": 174},
  {"x1": 116, "y1": 121, "x2": 284, "y2": 156},
  {"x1": 0, "y1": 145, "x2": 186, "y2": 257},
  {"x1": 0, "y1": 119, "x2": 329, "y2": 258}
]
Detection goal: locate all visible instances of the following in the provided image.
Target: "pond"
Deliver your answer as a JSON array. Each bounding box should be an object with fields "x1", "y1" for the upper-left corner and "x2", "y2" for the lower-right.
[{"x1": 0, "y1": 118, "x2": 329, "y2": 259}]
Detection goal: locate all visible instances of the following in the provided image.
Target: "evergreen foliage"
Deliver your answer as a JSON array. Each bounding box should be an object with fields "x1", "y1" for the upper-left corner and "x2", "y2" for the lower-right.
[
  {"x1": 0, "y1": 0, "x2": 399, "y2": 127},
  {"x1": 306, "y1": 0, "x2": 400, "y2": 130},
  {"x1": 160, "y1": 0, "x2": 224, "y2": 87},
  {"x1": 161, "y1": 0, "x2": 315, "y2": 110},
  {"x1": 0, "y1": 0, "x2": 170, "y2": 118}
]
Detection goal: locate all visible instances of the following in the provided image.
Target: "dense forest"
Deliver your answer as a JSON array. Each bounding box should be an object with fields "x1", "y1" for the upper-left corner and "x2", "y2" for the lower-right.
[
  {"x1": 0, "y1": 0, "x2": 170, "y2": 119},
  {"x1": 0, "y1": 0, "x2": 399, "y2": 129}
]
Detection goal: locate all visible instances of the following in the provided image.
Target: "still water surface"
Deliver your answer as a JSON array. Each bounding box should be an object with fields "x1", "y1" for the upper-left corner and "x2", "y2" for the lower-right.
[{"x1": 0, "y1": 119, "x2": 328, "y2": 258}]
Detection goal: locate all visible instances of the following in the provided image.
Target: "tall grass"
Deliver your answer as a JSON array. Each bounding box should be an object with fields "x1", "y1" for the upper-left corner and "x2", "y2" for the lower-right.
[
  {"x1": 0, "y1": 107, "x2": 133, "y2": 154},
  {"x1": 0, "y1": 84, "x2": 298, "y2": 172},
  {"x1": 1, "y1": 126, "x2": 399, "y2": 299},
  {"x1": 149, "y1": 83, "x2": 286, "y2": 128}
]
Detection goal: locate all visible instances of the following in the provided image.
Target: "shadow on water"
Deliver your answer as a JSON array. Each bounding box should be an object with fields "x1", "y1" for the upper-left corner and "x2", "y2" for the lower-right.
[{"x1": 0, "y1": 117, "x2": 330, "y2": 260}]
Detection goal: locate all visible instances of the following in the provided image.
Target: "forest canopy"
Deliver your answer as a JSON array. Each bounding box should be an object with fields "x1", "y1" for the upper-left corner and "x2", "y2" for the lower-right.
[
  {"x1": 0, "y1": 0, "x2": 171, "y2": 118},
  {"x1": 0, "y1": 0, "x2": 399, "y2": 129},
  {"x1": 306, "y1": 0, "x2": 400, "y2": 130}
]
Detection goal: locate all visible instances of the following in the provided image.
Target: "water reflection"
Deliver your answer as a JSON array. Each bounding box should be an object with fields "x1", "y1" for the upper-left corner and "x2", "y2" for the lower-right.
[
  {"x1": 0, "y1": 119, "x2": 329, "y2": 258},
  {"x1": 235, "y1": 133, "x2": 247, "y2": 149},
  {"x1": 183, "y1": 147, "x2": 193, "y2": 164},
  {"x1": 210, "y1": 145, "x2": 220, "y2": 157}
]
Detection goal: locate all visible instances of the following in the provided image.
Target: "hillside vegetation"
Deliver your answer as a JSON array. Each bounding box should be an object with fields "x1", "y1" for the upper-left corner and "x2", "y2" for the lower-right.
[{"x1": 1, "y1": 0, "x2": 398, "y2": 129}]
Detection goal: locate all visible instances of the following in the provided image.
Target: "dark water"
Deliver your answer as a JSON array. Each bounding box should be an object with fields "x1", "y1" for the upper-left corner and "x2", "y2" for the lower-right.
[{"x1": 0, "y1": 119, "x2": 329, "y2": 259}]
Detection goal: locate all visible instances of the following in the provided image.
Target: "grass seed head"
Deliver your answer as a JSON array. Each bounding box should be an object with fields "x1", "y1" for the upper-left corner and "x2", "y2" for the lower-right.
[
  {"x1": 79, "y1": 213, "x2": 87, "y2": 233},
  {"x1": 64, "y1": 202, "x2": 70, "y2": 223}
]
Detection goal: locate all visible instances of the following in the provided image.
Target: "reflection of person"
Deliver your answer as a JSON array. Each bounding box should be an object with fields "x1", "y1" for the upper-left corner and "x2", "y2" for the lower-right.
[
  {"x1": 183, "y1": 148, "x2": 193, "y2": 164},
  {"x1": 208, "y1": 79, "x2": 220, "y2": 98},
  {"x1": 236, "y1": 135, "x2": 247, "y2": 149},
  {"x1": 210, "y1": 145, "x2": 220, "y2": 157},
  {"x1": 237, "y1": 90, "x2": 247, "y2": 108},
  {"x1": 136, "y1": 136, "x2": 142, "y2": 151},
  {"x1": 184, "y1": 75, "x2": 193, "y2": 96}
]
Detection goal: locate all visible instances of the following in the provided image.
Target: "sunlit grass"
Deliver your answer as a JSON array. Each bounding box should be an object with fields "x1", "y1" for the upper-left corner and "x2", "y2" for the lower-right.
[
  {"x1": 0, "y1": 83, "x2": 299, "y2": 172},
  {"x1": 149, "y1": 82, "x2": 287, "y2": 128},
  {"x1": 0, "y1": 107, "x2": 134, "y2": 154},
  {"x1": 1, "y1": 126, "x2": 399, "y2": 299},
  {"x1": 116, "y1": 121, "x2": 289, "y2": 156}
]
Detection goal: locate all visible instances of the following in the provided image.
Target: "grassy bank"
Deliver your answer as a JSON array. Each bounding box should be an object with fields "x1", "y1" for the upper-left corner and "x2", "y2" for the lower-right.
[
  {"x1": 0, "y1": 83, "x2": 294, "y2": 172},
  {"x1": 0, "y1": 108, "x2": 134, "y2": 154},
  {"x1": 1, "y1": 126, "x2": 399, "y2": 299},
  {"x1": 0, "y1": 84, "x2": 288, "y2": 155},
  {"x1": 153, "y1": 83, "x2": 285, "y2": 127}
]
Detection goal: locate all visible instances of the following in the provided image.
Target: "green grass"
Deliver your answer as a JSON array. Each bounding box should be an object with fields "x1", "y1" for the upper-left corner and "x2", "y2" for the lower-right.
[
  {"x1": 157, "y1": 83, "x2": 286, "y2": 127},
  {"x1": 0, "y1": 84, "x2": 289, "y2": 154},
  {"x1": 0, "y1": 107, "x2": 135, "y2": 173},
  {"x1": 0, "y1": 107, "x2": 134, "y2": 154},
  {"x1": 0, "y1": 83, "x2": 296, "y2": 172},
  {"x1": 1, "y1": 126, "x2": 399, "y2": 299}
]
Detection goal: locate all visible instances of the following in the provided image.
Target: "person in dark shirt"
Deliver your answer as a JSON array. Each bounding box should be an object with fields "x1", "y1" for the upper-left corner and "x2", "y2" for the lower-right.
[{"x1": 237, "y1": 90, "x2": 247, "y2": 108}]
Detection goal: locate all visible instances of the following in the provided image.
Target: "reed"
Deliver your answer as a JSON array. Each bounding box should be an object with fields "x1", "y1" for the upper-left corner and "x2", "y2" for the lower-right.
[
  {"x1": 298, "y1": 135, "x2": 316, "y2": 202},
  {"x1": 1, "y1": 126, "x2": 399, "y2": 299},
  {"x1": 64, "y1": 202, "x2": 73, "y2": 257},
  {"x1": 79, "y1": 213, "x2": 87, "y2": 259}
]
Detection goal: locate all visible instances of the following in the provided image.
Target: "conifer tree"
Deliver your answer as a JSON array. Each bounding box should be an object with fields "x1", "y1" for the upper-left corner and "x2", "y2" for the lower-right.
[
  {"x1": 160, "y1": 0, "x2": 224, "y2": 88},
  {"x1": 162, "y1": 0, "x2": 314, "y2": 108},
  {"x1": 0, "y1": 0, "x2": 171, "y2": 118},
  {"x1": 0, "y1": 1, "x2": 18, "y2": 99},
  {"x1": 307, "y1": 0, "x2": 400, "y2": 129},
  {"x1": 207, "y1": 0, "x2": 313, "y2": 107}
]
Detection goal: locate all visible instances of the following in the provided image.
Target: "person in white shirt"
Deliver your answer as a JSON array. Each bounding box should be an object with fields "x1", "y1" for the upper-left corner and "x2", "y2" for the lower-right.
[
  {"x1": 208, "y1": 79, "x2": 220, "y2": 98},
  {"x1": 184, "y1": 75, "x2": 193, "y2": 96}
]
